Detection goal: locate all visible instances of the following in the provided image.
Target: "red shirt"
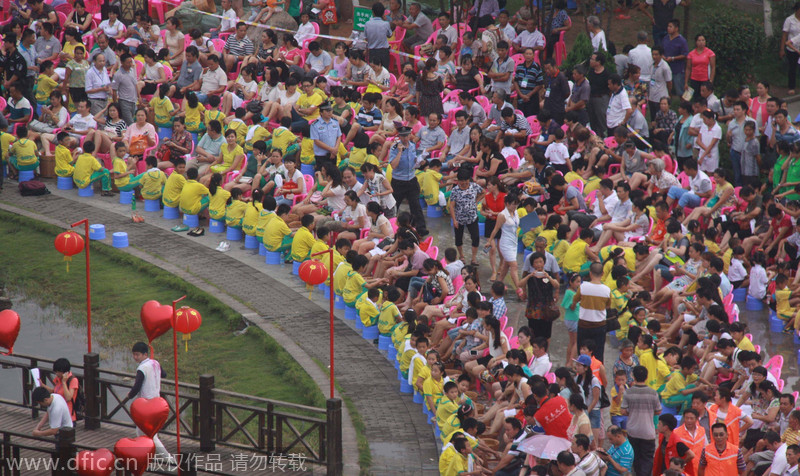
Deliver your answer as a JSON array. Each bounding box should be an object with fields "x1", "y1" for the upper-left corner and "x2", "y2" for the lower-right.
[
  {"x1": 53, "y1": 372, "x2": 80, "y2": 421},
  {"x1": 534, "y1": 395, "x2": 571, "y2": 439},
  {"x1": 688, "y1": 48, "x2": 715, "y2": 81},
  {"x1": 771, "y1": 213, "x2": 792, "y2": 240},
  {"x1": 484, "y1": 191, "x2": 507, "y2": 216}
]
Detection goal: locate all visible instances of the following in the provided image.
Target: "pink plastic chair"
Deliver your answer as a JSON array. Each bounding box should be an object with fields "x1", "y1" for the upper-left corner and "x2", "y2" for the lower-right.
[
  {"x1": 413, "y1": 31, "x2": 439, "y2": 60},
  {"x1": 569, "y1": 179, "x2": 584, "y2": 194},
  {"x1": 766, "y1": 355, "x2": 784, "y2": 380},
  {"x1": 291, "y1": 174, "x2": 316, "y2": 206},
  {"x1": 451, "y1": 274, "x2": 464, "y2": 292},
  {"x1": 503, "y1": 326, "x2": 513, "y2": 339},
  {"x1": 388, "y1": 27, "x2": 406, "y2": 75},
  {"x1": 419, "y1": 236, "x2": 433, "y2": 251},
  {"x1": 499, "y1": 315, "x2": 508, "y2": 331},
  {"x1": 426, "y1": 245, "x2": 439, "y2": 260},
  {"x1": 585, "y1": 190, "x2": 598, "y2": 208},
  {"x1": 545, "y1": 372, "x2": 556, "y2": 384},
  {"x1": 509, "y1": 336, "x2": 519, "y2": 349}
]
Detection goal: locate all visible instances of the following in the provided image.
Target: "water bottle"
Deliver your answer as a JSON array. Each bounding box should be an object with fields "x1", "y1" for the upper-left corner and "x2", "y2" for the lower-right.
[{"x1": 131, "y1": 196, "x2": 136, "y2": 212}]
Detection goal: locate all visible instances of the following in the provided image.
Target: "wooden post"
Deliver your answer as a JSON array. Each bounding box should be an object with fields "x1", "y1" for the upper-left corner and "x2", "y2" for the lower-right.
[
  {"x1": 83, "y1": 353, "x2": 100, "y2": 430},
  {"x1": 326, "y1": 399, "x2": 342, "y2": 476},
  {"x1": 180, "y1": 452, "x2": 197, "y2": 476},
  {"x1": 28, "y1": 357, "x2": 38, "y2": 420},
  {"x1": 198, "y1": 375, "x2": 215, "y2": 452},
  {"x1": 55, "y1": 427, "x2": 75, "y2": 476}
]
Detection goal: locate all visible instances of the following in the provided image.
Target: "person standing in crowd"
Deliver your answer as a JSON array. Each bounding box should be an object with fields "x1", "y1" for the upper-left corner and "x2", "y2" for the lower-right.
[
  {"x1": 662, "y1": 19, "x2": 688, "y2": 97},
  {"x1": 124, "y1": 342, "x2": 174, "y2": 465},
  {"x1": 365, "y1": 2, "x2": 392, "y2": 68},
  {"x1": 587, "y1": 51, "x2": 611, "y2": 136},
  {"x1": 389, "y1": 126, "x2": 427, "y2": 236},
  {"x1": 782, "y1": 2, "x2": 800, "y2": 95},
  {"x1": 622, "y1": 365, "x2": 662, "y2": 476},
  {"x1": 573, "y1": 262, "x2": 610, "y2": 361}
]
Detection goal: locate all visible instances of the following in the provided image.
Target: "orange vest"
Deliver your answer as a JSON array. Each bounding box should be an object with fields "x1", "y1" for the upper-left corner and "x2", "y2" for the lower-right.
[
  {"x1": 590, "y1": 356, "x2": 606, "y2": 385},
  {"x1": 700, "y1": 442, "x2": 739, "y2": 476},
  {"x1": 706, "y1": 404, "x2": 742, "y2": 446},
  {"x1": 672, "y1": 424, "x2": 707, "y2": 476}
]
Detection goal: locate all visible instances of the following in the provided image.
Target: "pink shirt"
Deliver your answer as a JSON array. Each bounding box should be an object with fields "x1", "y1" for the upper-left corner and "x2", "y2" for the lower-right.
[{"x1": 688, "y1": 48, "x2": 715, "y2": 82}]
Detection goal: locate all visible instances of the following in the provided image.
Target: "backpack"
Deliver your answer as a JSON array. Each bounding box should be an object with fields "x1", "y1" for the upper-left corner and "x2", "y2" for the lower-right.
[
  {"x1": 18, "y1": 180, "x2": 50, "y2": 196},
  {"x1": 67, "y1": 376, "x2": 86, "y2": 421}
]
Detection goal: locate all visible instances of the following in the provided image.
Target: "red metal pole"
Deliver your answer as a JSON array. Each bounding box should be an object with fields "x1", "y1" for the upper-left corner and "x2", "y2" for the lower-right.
[
  {"x1": 172, "y1": 295, "x2": 186, "y2": 475},
  {"x1": 328, "y1": 235, "x2": 334, "y2": 399},
  {"x1": 71, "y1": 219, "x2": 91, "y2": 354},
  {"x1": 311, "y1": 240, "x2": 336, "y2": 399}
]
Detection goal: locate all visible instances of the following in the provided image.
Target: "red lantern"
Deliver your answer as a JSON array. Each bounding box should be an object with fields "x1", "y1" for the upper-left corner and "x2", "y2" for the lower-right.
[
  {"x1": 174, "y1": 307, "x2": 202, "y2": 351},
  {"x1": 54, "y1": 231, "x2": 85, "y2": 272},
  {"x1": 299, "y1": 260, "x2": 329, "y2": 286}
]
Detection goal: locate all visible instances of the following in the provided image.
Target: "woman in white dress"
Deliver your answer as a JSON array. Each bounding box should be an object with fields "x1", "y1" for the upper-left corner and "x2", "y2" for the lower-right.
[{"x1": 487, "y1": 194, "x2": 523, "y2": 299}]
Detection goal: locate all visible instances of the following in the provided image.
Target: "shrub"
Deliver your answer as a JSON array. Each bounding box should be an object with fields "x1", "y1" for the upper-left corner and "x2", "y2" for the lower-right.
[
  {"x1": 696, "y1": 9, "x2": 763, "y2": 91},
  {"x1": 561, "y1": 32, "x2": 618, "y2": 74}
]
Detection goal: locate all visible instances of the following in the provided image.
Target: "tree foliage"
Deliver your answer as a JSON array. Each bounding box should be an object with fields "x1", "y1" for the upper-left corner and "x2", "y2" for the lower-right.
[
  {"x1": 697, "y1": 9, "x2": 764, "y2": 91},
  {"x1": 561, "y1": 32, "x2": 618, "y2": 74}
]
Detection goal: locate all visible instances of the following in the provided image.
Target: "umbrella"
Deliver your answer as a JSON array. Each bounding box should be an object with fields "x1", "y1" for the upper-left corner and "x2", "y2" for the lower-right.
[{"x1": 517, "y1": 434, "x2": 572, "y2": 460}]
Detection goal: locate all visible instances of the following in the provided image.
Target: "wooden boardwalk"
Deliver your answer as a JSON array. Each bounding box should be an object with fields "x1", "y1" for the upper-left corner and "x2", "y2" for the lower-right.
[{"x1": 0, "y1": 404, "x2": 315, "y2": 476}]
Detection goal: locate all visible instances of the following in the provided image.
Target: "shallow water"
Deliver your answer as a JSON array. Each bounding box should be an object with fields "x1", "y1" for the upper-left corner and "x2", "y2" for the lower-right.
[{"x1": 0, "y1": 293, "x2": 131, "y2": 403}]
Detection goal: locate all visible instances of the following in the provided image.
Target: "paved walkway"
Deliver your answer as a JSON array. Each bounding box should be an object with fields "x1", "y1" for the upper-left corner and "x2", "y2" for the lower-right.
[{"x1": 0, "y1": 183, "x2": 440, "y2": 475}]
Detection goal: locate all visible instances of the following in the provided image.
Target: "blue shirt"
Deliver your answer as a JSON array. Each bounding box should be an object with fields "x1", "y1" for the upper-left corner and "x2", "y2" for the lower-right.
[
  {"x1": 309, "y1": 117, "x2": 341, "y2": 156},
  {"x1": 661, "y1": 34, "x2": 689, "y2": 76},
  {"x1": 364, "y1": 17, "x2": 392, "y2": 50},
  {"x1": 606, "y1": 439, "x2": 634, "y2": 476},
  {"x1": 355, "y1": 105, "x2": 382, "y2": 128},
  {"x1": 388, "y1": 141, "x2": 417, "y2": 181}
]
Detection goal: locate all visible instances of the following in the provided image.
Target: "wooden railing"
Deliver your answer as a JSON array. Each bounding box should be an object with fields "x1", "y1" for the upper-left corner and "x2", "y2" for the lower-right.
[{"x1": 0, "y1": 353, "x2": 343, "y2": 475}]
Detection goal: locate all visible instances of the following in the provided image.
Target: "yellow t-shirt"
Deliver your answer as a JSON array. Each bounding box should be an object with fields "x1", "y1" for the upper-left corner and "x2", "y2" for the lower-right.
[
  {"x1": 35, "y1": 74, "x2": 59, "y2": 103},
  {"x1": 563, "y1": 239, "x2": 589, "y2": 273},
  {"x1": 552, "y1": 239, "x2": 569, "y2": 265},
  {"x1": 212, "y1": 144, "x2": 245, "y2": 174},
  {"x1": 333, "y1": 262, "x2": 352, "y2": 295},
  {"x1": 737, "y1": 336, "x2": 756, "y2": 352},
  {"x1": 1, "y1": 132, "x2": 16, "y2": 163},
  {"x1": 310, "y1": 239, "x2": 328, "y2": 260},
  {"x1": 257, "y1": 210, "x2": 276, "y2": 239},
  {"x1": 564, "y1": 171, "x2": 584, "y2": 185},
  {"x1": 62, "y1": 42, "x2": 86, "y2": 59},
  {"x1": 296, "y1": 92, "x2": 324, "y2": 121},
  {"x1": 270, "y1": 127, "x2": 296, "y2": 154},
  {"x1": 11, "y1": 138, "x2": 37, "y2": 166},
  {"x1": 112, "y1": 157, "x2": 130, "y2": 188},
  {"x1": 162, "y1": 172, "x2": 186, "y2": 207},
  {"x1": 54, "y1": 144, "x2": 73, "y2": 177},
  {"x1": 343, "y1": 270, "x2": 366, "y2": 304},
  {"x1": 423, "y1": 375, "x2": 445, "y2": 412},
  {"x1": 205, "y1": 109, "x2": 226, "y2": 131},
  {"x1": 226, "y1": 120, "x2": 248, "y2": 147},
  {"x1": 264, "y1": 215, "x2": 291, "y2": 251},
  {"x1": 245, "y1": 125, "x2": 271, "y2": 152},
  {"x1": 357, "y1": 295, "x2": 380, "y2": 327},
  {"x1": 184, "y1": 103, "x2": 205, "y2": 132},
  {"x1": 610, "y1": 383, "x2": 626, "y2": 416},
  {"x1": 208, "y1": 188, "x2": 232, "y2": 220},
  {"x1": 225, "y1": 199, "x2": 248, "y2": 228},
  {"x1": 149, "y1": 96, "x2": 174, "y2": 127},
  {"x1": 539, "y1": 228, "x2": 557, "y2": 249},
  {"x1": 421, "y1": 169, "x2": 442, "y2": 205},
  {"x1": 439, "y1": 401, "x2": 462, "y2": 441},
  {"x1": 705, "y1": 239, "x2": 720, "y2": 255},
  {"x1": 783, "y1": 427, "x2": 800, "y2": 445},
  {"x1": 443, "y1": 453, "x2": 469, "y2": 476},
  {"x1": 722, "y1": 248, "x2": 733, "y2": 274},
  {"x1": 242, "y1": 202, "x2": 262, "y2": 235},
  {"x1": 347, "y1": 147, "x2": 367, "y2": 170},
  {"x1": 378, "y1": 302, "x2": 401, "y2": 335},
  {"x1": 179, "y1": 179, "x2": 210, "y2": 214},
  {"x1": 410, "y1": 353, "x2": 428, "y2": 388},
  {"x1": 140, "y1": 168, "x2": 168, "y2": 200},
  {"x1": 290, "y1": 226, "x2": 316, "y2": 261},
  {"x1": 332, "y1": 249, "x2": 344, "y2": 273},
  {"x1": 583, "y1": 176, "x2": 601, "y2": 196},
  {"x1": 72, "y1": 153, "x2": 103, "y2": 188},
  {"x1": 639, "y1": 351, "x2": 672, "y2": 391},
  {"x1": 661, "y1": 371, "x2": 697, "y2": 401},
  {"x1": 439, "y1": 445, "x2": 459, "y2": 476},
  {"x1": 776, "y1": 288, "x2": 793, "y2": 319}
]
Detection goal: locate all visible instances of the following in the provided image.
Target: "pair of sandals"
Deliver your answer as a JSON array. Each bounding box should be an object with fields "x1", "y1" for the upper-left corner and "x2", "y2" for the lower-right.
[{"x1": 170, "y1": 224, "x2": 205, "y2": 236}]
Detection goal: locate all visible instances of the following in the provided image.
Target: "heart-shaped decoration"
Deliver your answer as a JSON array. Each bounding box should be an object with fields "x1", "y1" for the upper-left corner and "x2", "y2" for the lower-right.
[
  {"x1": 75, "y1": 448, "x2": 116, "y2": 476},
  {"x1": 114, "y1": 436, "x2": 155, "y2": 476},
  {"x1": 0, "y1": 309, "x2": 21, "y2": 355},
  {"x1": 130, "y1": 397, "x2": 169, "y2": 438},
  {"x1": 140, "y1": 300, "x2": 172, "y2": 342}
]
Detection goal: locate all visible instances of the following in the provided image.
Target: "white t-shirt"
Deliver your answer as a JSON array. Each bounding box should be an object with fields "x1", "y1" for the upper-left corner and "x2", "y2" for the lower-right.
[
  {"x1": 277, "y1": 89, "x2": 300, "y2": 106},
  {"x1": 220, "y1": 8, "x2": 237, "y2": 32},
  {"x1": 296, "y1": 22, "x2": 316, "y2": 44},
  {"x1": 748, "y1": 264, "x2": 768, "y2": 299},
  {"x1": 772, "y1": 443, "x2": 788, "y2": 476},
  {"x1": 577, "y1": 282, "x2": 611, "y2": 323},
  {"x1": 342, "y1": 202, "x2": 367, "y2": 224},
  {"x1": 698, "y1": 122, "x2": 722, "y2": 172},
  {"x1": 48, "y1": 393, "x2": 74, "y2": 430},
  {"x1": 144, "y1": 61, "x2": 164, "y2": 82},
  {"x1": 327, "y1": 184, "x2": 347, "y2": 210},
  {"x1": 275, "y1": 168, "x2": 305, "y2": 199},
  {"x1": 606, "y1": 89, "x2": 631, "y2": 129},
  {"x1": 728, "y1": 258, "x2": 747, "y2": 282},
  {"x1": 98, "y1": 19, "x2": 125, "y2": 37},
  {"x1": 69, "y1": 112, "x2": 97, "y2": 132},
  {"x1": 785, "y1": 15, "x2": 800, "y2": 50},
  {"x1": 545, "y1": 141, "x2": 569, "y2": 165},
  {"x1": 200, "y1": 67, "x2": 228, "y2": 94},
  {"x1": 689, "y1": 170, "x2": 712, "y2": 195},
  {"x1": 529, "y1": 353, "x2": 551, "y2": 376},
  {"x1": 590, "y1": 30, "x2": 607, "y2": 52},
  {"x1": 628, "y1": 44, "x2": 653, "y2": 81}
]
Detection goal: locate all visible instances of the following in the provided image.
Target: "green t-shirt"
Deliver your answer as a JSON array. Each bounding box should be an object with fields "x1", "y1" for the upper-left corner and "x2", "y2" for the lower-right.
[
  {"x1": 786, "y1": 157, "x2": 800, "y2": 200},
  {"x1": 561, "y1": 289, "x2": 579, "y2": 321},
  {"x1": 773, "y1": 154, "x2": 787, "y2": 193}
]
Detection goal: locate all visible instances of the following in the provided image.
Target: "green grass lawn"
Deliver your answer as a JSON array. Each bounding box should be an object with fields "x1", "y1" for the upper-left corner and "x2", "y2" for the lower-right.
[{"x1": 0, "y1": 210, "x2": 324, "y2": 408}]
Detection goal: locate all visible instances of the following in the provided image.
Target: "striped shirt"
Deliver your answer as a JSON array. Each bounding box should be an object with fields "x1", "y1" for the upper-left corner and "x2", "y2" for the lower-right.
[
  {"x1": 575, "y1": 281, "x2": 611, "y2": 323},
  {"x1": 500, "y1": 112, "x2": 533, "y2": 134},
  {"x1": 224, "y1": 35, "x2": 254, "y2": 58},
  {"x1": 697, "y1": 446, "x2": 745, "y2": 470},
  {"x1": 606, "y1": 439, "x2": 634, "y2": 476},
  {"x1": 577, "y1": 452, "x2": 606, "y2": 476}
]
